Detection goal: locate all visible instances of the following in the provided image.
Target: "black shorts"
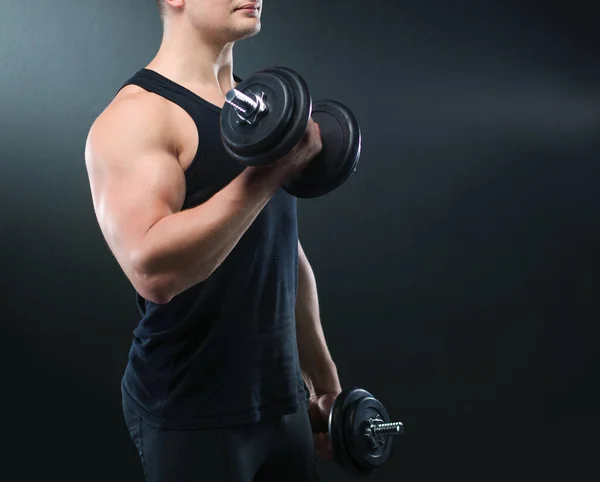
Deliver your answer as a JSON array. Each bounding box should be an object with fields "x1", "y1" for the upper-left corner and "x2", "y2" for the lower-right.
[{"x1": 122, "y1": 392, "x2": 320, "y2": 482}]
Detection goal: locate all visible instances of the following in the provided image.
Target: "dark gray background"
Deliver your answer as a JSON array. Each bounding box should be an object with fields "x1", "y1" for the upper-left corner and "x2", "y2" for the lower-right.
[{"x1": 2, "y1": 0, "x2": 599, "y2": 480}]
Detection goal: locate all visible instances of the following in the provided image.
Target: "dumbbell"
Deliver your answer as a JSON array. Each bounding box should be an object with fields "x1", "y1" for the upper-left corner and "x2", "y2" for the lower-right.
[
  {"x1": 328, "y1": 387, "x2": 404, "y2": 477},
  {"x1": 220, "y1": 66, "x2": 361, "y2": 198}
]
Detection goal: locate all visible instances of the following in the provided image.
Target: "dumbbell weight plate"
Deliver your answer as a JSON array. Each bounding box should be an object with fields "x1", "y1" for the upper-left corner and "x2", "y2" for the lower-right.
[
  {"x1": 257, "y1": 66, "x2": 312, "y2": 165},
  {"x1": 220, "y1": 70, "x2": 294, "y2": 165},
  {"x1": 328, "y1": 388, "x2": 374, "y2": 476},
  {"x1": 284, "y1": 99, "x2": 362, "y2": 198},
  {"x1": 221, "y1": 66, "x2": 312, "y2": 166},
  {"x1": 345, "y1": 395, "x2": 394, "y2": 475}
]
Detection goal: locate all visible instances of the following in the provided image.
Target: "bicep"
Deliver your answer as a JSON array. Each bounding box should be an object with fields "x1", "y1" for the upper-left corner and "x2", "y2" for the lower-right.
[{"x1": 86, "y1": 109, "x2": 185, "y2": 274}]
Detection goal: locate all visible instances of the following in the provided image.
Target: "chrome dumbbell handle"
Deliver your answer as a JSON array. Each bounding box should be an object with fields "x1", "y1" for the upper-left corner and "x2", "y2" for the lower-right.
[
  {"x1": 364, "y1": 417, "x2": 404, "y2": 450},
  {"x1": 225, "y1": 88, "x2": 268, "y2": 125}
]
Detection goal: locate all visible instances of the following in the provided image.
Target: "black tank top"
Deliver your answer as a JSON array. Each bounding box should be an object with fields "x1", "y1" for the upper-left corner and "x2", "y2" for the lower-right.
[{"x1": 117, "y1": 69, "x2": 307, "y2": 430}]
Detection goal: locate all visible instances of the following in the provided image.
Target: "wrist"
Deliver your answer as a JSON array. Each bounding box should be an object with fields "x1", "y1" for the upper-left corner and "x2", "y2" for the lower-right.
[
  {"x1": 246, "y1": 165, "x2": 286, "y2": 193},
  {"x1": 302, "y1": 360, "x2": 342, "y2": 395}
]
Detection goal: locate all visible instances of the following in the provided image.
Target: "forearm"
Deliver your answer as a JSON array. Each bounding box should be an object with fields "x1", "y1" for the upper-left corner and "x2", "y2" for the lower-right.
[
  {"x1": 296, "y1": 243, "x2": 341, "y2": 394},
  {"x1": 134, "y1": 167, "x2": 283, "y2": 303}
]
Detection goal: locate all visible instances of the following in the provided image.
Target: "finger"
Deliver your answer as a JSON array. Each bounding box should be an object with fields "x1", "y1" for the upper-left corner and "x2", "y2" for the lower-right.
[{"x1": 306, "y1": 119, "x2": 315, "y2": 134}]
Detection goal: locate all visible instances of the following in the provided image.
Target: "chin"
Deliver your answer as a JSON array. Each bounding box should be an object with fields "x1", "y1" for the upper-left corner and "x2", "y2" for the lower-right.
[{"x1": 231, "y1": 23, "x2": 262, "y2": 41}]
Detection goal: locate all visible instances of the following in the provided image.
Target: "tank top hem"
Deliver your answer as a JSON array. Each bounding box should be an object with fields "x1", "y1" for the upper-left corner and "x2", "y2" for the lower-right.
[{"x1": 122, "y1": 378, "x2": 309, "y2": 430}]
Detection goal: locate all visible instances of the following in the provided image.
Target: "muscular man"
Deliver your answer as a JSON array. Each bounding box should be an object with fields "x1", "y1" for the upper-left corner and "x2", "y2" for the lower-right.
[{"x1": 85, "y1": 1, "x2": 341, "y2": 481}]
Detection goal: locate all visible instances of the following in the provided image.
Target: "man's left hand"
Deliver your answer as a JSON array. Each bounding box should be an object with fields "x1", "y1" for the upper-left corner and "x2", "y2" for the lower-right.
[{"x1": 308, "y1": 392, "x2": 339, "y2": 460}]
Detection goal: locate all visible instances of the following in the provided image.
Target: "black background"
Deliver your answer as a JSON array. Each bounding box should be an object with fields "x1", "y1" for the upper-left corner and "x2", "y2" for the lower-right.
[{"x1": 1, "y1": 1, "x2": 599, "y2": 480}]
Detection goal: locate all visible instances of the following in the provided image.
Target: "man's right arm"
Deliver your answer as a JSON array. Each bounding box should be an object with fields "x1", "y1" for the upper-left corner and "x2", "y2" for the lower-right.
[{"x1": 85, "y1": 95, "x2": 296, "y2": 305}]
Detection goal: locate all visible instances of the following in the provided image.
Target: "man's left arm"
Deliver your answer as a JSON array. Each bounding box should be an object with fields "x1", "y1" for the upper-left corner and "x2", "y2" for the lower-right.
[{"x1": 295, "y1": 240, "x2": 342, "y2": 401}]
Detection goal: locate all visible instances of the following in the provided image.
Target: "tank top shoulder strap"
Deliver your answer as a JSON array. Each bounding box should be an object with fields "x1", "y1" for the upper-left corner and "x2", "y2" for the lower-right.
[
  {"x1": 116, "y1": 68, "x2": 246, "y2": 206},
  {"x1": 118, "y1": 68, "x2": 228, "y2": 120}
]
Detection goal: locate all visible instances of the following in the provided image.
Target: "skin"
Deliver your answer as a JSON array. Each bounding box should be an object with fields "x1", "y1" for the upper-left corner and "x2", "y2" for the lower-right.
[{"x1": 85, "y1": 0, "x2": 340, "y2": 460}]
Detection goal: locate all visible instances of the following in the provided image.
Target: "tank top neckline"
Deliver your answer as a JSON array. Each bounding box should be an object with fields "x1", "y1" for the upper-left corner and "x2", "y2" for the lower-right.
[{"x1": 140, "y1": 68, "x2": 243, "y2": 115}]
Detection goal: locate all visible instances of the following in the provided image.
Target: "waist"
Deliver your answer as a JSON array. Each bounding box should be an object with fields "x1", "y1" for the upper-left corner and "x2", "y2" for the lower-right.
[
  {"x1": 124, "y1": 311, "x2": 305, "y2": 428},
  {"x1": 121, "y1": 378, "x2": 308, "y2": 430}
]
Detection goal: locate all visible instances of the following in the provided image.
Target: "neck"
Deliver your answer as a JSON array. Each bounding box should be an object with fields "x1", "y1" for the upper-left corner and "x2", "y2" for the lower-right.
[{"x1": 147, "y1": 20, "x2": 237, "y2": 95}]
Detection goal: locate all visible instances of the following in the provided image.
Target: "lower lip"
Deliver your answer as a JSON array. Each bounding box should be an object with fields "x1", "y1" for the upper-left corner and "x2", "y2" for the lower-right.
[{"x1": 238, "y1": 7, "x2": 259, "y2": 12}]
